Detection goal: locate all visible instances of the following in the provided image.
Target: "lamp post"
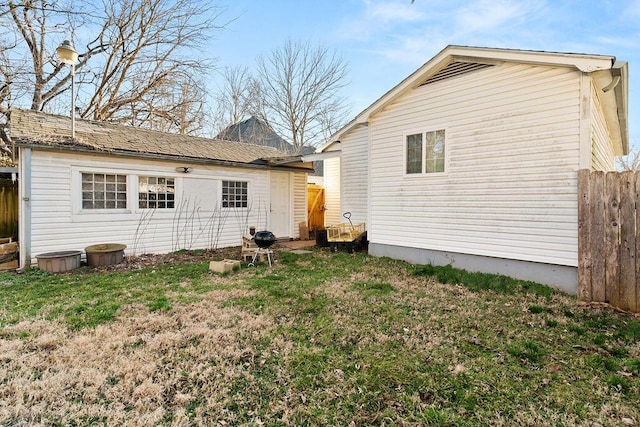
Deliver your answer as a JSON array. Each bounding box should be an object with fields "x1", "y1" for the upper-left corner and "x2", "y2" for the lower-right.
[{"x1": 56, "y1": 40, "x2": 79, "y2": 139}]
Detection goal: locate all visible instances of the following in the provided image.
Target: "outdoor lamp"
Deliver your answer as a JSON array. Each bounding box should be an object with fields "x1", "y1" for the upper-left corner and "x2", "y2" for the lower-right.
[{"x1": 56, "y1": 40, "x2": 78, "y2": 138}]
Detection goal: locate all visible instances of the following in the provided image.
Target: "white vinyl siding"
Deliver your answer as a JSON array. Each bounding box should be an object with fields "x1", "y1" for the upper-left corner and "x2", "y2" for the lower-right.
[
  {"x1": 27, "y1": 150, "x2": 303, "y2": 261},
  {"x1": 590, "y1": 83, "x2": 616, "y2": 171},
  {"x1": 368, "y1": 62, "x2": 582, "y2": 267},
  {"x1": 340, "y1": 125, "x2": 369, "y2": 225},
  {"x1": 292, "y1": 172, "x2": 307, "y2": 239},
  {"x1": 323, "y1": 156, "x2": 341, "y2": 226}
]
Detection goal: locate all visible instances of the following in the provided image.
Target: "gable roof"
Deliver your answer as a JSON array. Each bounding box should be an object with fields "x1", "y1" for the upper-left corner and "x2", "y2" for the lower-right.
[
  {"x1": 217, "y1": 115, "x2": 324, "y2": 175},
  {"x1": 321, "y1": 45, "x2": 629, "y2": 155},
  {"x1": 10, "y1": 109, "x2": 312, "y2": 171},
  {"x1": 216, "y1": 116, "x2": 293, "y2": 153}
]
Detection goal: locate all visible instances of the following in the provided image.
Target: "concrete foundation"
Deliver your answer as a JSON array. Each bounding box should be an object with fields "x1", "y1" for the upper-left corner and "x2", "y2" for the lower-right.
[{"x1": 369, "y1": 243, "x2": 578, "y2": 295}]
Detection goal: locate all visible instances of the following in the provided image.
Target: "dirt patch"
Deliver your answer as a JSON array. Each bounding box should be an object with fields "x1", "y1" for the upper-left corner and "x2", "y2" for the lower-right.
[
  {"x1": 84, "y1": 247, "x2": 243, "y2": 272},
  {"x1": 84, "y1": 242, "x2": 312, "y2": 273}
]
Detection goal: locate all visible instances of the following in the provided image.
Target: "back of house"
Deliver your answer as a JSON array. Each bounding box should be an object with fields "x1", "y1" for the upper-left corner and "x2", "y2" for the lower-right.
[
  {"x1": 10, "y1": 109, "x2": 313, "y2": 268},
  {"x1": 322, "y1": 45, "x2": 628, "y2": 293}
]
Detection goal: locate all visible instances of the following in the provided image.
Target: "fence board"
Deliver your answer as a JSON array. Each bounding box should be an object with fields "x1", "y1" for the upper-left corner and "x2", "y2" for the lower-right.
[
  {"x1": 589, "y1": 171, "x2": 606, "y2": 302},
  {"x1": 619, "y1": 172, "x2": 636, "y2": 312},
  {"x1": 605, "y1": 173, "x2": 621, "y2": 307},
  {"x1": 0, "y1": 179, "x2": 18, "y2": 240},
  {"x1": 577, "y1": 170, "x2": 592, "y2": 301},
  {"x1": 636, "y1": 172, "x2": 640, "y2": 313},
  {"x1": 578, "y1": 169, "x2": 640, "y2": 313}
]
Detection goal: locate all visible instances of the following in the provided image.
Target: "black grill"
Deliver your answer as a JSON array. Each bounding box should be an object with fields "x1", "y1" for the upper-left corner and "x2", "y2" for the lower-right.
[{"x1": 253, "y1": 230, "x2": 276, "y2": 248}]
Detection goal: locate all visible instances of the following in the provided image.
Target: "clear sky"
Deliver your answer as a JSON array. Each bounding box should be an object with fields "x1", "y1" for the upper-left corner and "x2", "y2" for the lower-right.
[{"x1": 211, "y1": 0, "x2": 638, "y2": 149}]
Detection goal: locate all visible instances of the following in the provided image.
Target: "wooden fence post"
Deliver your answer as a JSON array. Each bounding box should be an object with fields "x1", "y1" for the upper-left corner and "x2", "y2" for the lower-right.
[
  {"x1": 578, "y1": 169, "x2": 592, "y2": 301},
  {"x1": 589, "y1": 171, "x2": 606, "y2": 302},
  {"x1": 605, "y1": 172, "x2": 621, "y2": 307},
  {"x1": 618, "y1": 171, "x2": 636, "y2": 312}
]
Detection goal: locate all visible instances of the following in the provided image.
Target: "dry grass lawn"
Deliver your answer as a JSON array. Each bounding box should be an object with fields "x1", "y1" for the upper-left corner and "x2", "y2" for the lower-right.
[{"x1": 0, "y1": 249, "x2": 639, "y2": 426}]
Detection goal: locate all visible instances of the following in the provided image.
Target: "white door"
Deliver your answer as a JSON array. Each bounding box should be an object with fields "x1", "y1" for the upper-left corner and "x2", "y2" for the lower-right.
[{"x1": 269, "y1": 172, "x2": 290, "y2": 238}]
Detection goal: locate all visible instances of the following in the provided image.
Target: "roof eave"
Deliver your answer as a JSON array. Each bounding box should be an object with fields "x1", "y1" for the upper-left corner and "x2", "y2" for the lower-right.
[
  {"x1": 16, "y1": 141, "x2": 311, "y2": 172},
  {"x1": 613, "y1": 61, "x2": 629, "y2": 155},
  {"x1": 324, "y1": 45, "x2": 618, "y2": 145}
]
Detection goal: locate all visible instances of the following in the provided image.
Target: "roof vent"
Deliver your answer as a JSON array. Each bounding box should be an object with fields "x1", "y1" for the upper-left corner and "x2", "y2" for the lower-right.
[{"x1": 420, "y1": 61, "x2": 494, "y2": 86}]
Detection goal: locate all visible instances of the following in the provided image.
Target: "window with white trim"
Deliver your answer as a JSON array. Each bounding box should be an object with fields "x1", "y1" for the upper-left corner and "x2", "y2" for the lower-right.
[
  {"x1": 222, "y1": 180, "x2": 247, "y2": 208},
  {"x1": 405, "y1": 129, "x2": 445, "y2": 174},
  {"x1": 138, "y1": 176, "x2": 175, "y2": 209},
  {"x1": 82, "y1": 172, "x2": 127, "y2": 209}
]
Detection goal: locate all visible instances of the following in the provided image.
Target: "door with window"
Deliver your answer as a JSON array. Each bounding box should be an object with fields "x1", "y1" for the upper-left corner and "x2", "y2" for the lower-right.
[{"x1": 269, "y1": 172, "x2": 290, "y2": 238}]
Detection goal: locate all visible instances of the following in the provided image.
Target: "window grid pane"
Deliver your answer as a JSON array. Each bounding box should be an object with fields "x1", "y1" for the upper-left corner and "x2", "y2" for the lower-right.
[
  {"x1": 138, "y1": 176, "x2": 175, "y2": 209},
  {"x1": 81, "y1": 173, "x2": 127, "y2": 209},
  {"x1": 222, "y1": 180, "x2": 248, "y2": 208},
  {"x1": 406, "y1": 134, "x2": 423, "y2": 174},
  {"x1": 425, "y1": 130, "x2": 445, "y2": 173}
]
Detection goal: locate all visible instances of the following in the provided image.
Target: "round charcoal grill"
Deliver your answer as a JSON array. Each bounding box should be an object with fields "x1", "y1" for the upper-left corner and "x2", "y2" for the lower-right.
[
  {"x1": 249, "y1": 230, "x2": 276, "y2": 267},
  {"x1": 253, "y1": 230, "x2": 276, "y2": 248}
]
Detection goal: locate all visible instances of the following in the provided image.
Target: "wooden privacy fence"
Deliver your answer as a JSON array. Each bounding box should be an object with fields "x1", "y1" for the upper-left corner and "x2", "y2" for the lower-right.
[
  {"x1": 578, "y1": 169, "x2": 639, "y2": 313},
  {"x1": 0, "y1": 178, "x2": 18, "y2": 240},
  {"x1": 307, "y1": 184, "x2": 325, "y2": 232}
]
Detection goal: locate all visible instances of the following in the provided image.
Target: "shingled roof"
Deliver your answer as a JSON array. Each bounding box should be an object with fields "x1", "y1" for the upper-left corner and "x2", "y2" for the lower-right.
[
  {"x1": 217, "y1": 116, "x2": 323, "y2": 176},
  {"x1": 10, "y1": 109, "x2": 311, "y2": 170},
  {"x1": 216, "y1": 116, "x2": 293, "y2": 153}
]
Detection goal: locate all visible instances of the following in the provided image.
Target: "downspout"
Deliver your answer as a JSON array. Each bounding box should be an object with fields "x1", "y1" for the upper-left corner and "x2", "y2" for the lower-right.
[
  {"x1": 611, "y1": 61, "x2": 629, "y2": 156},
  {"x1": 18, "y1": 147, "x2": 31, "y2": 270}
]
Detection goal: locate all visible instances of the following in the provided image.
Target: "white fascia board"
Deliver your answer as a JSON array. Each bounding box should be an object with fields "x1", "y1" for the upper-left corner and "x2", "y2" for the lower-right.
[
  {"x1": 302, "y1": 151, "x2": 341, "y2": 161},
  {"x1": 446, "y1": 45, "x2": 615, "y2": 72},
  {"x1": 323, "y1": 45, "x2": 618, "y2": 153}
]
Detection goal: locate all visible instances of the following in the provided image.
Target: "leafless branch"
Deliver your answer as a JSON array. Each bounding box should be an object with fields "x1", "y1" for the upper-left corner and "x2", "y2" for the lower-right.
[
  {"x1": 0, "y1": 0, "x2": 226, "y2": 155},
  {"x1": 255, "y1": 39, "x2": 350, "y2": 151},
  {"x1": 617, "y1": 145, "x2": 640, "y2": 171}
]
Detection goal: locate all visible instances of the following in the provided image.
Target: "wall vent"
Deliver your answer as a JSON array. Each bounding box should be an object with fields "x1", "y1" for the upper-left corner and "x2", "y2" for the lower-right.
[{"x1": 419, "y1": 61, "x2": 494, "y2": 86}]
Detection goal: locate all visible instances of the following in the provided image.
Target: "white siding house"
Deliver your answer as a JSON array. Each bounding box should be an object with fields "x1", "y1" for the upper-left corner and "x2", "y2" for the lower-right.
[
  {"x1": 320, "y1": 142, "x2": 343, "y2": 227},
  {"x1": 12, "y1": 109, "x2": 312, "y2": 268},
  {"x1": 321, "y1": 46, "x2": 629, "y2": 293}
]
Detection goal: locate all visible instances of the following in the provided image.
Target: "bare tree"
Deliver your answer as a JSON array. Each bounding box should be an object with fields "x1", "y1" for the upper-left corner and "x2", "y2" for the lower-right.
[
  {"x1": 80, "y1": 0, "x2": 221, "y2": 132},
  {"x1": 0, "y1": 0, "x2": 94, "y2": 157},
  {"x1": 0, "y1": 0, "x2": 225, "y2": 157},
  {"x1": 255, "y1": 39, "x2": 350, "y2": 152},
  {"x1": 211, "y1": 65, "x2": 259, "y2": 135},
  {"x1": 617, "y1": 145, "x2": 640, "y2": 171}
]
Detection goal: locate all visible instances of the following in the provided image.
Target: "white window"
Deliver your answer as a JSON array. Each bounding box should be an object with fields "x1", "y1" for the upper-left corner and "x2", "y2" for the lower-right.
[
  {"x1": 222, "y1": 181, "x2": 248, "y2": 208},
  {"x1": 81, "y1": 172, "x2": 127, "y2": 209},
  {"x1": 138, "y1": 176, "x2": 175, "y2": 209},
  {"x1": 405, "y1": 129, "x2": 445, "y2": 174}
]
